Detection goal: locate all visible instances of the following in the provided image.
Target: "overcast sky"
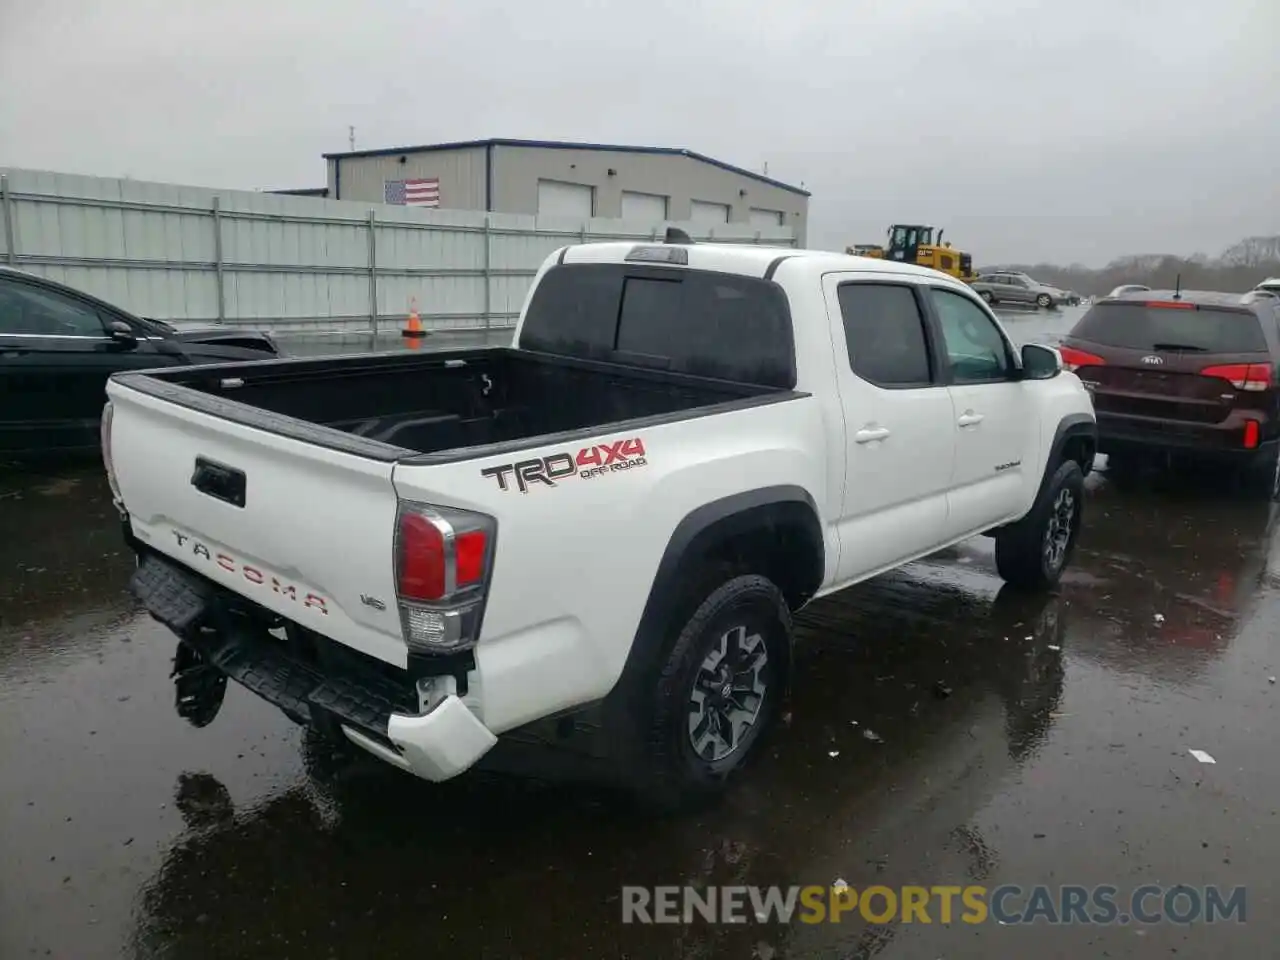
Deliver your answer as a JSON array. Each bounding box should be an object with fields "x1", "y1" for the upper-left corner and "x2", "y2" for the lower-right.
[{"x1": 2, "y1": 0, "x2": 1277, "y2": 266}]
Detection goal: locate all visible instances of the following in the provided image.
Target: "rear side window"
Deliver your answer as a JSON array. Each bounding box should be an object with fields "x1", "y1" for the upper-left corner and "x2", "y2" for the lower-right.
[
  {"x1": 518, "y1": 263, "x2": 795, "y2": 387},
  {"x1": 1071, "y1": 304, "x2": 1267, "y2": 353},
  {"x1": 836, "y1": 283, "x2": 932, "y2": 387}
]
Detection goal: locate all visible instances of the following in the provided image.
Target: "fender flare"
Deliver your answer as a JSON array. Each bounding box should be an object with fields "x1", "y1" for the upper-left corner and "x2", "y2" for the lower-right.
[
  {"x1": 606, "y1": 484, "x2": 824, "y2": 707},
  {"x1": 1035, "y1": 413, "x2": 1096, "y2": 498},
  {"x1": 985, "y1": 413, "x2": 1096, "y2": 538}
]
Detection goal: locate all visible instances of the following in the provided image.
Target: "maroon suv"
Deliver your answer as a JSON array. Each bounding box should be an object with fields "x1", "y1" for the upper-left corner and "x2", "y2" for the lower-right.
[{"x1": 1059, "y1": 290, "x2": 1280, "y2": 493}]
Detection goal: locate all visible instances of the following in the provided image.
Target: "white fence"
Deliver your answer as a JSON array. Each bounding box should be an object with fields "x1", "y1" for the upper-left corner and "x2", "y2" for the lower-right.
[{"x1": 0, "y1": 168, "x2": 797, "y2": 335}]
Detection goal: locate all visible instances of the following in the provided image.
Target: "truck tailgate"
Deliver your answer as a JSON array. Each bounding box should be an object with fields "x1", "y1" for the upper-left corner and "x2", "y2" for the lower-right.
[{"x1": 107, "y1": 379, "x2": 408, "y2": 669}]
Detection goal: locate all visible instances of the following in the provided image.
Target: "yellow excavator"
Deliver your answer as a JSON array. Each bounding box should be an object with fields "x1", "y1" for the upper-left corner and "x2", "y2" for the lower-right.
[{"x1": 846, "y1": 224, "x2": 976, "y2": 282}]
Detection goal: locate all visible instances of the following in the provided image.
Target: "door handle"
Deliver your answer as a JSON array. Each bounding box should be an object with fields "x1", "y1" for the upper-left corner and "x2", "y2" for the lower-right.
[
  {"x1": 1, "y1": 348, "x2": 30, "y2": 357},
  {"x1": 957, "y1": 411, "x2": 985, "y2": 427},
  {"x1": 854, "y1": 426, "x2": 891, "y2": 444}
]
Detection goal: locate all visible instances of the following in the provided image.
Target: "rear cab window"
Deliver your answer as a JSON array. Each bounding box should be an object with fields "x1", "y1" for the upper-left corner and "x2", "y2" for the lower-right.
[
  {"x1": 518, "y1": 263, "x2": 796, "y2": 388},
  {"x1": 1071, "y1": 303, "x2": 1268, "y2": 354}
]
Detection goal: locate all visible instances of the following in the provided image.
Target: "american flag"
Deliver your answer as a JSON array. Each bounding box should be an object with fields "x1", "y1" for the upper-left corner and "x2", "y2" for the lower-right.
[{"x1": 384, "y1": 177, "x2": 440, "y2": 207}]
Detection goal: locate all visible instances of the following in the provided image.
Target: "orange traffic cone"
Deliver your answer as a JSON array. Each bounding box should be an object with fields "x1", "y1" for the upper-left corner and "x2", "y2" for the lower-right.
[{"x1": 402, "y1": 297, "x2": 426, "y2": 340}]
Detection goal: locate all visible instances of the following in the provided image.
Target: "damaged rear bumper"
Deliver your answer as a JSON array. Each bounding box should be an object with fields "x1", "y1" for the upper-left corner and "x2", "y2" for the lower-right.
[{"x1": 130, "y1": 551, "x2": 496, "y2": 782}]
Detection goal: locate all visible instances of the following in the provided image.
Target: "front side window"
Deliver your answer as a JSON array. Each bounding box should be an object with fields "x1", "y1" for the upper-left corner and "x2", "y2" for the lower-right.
[
  {"x1": 0, "y1": 280, "x2": 106, "y2": 336},
  {"x1": 837, "y1": 282, "x2": 933, "y2": 387},
  {"x1": 930, "y1": 288, "x2": 1012, "y2": 383}
]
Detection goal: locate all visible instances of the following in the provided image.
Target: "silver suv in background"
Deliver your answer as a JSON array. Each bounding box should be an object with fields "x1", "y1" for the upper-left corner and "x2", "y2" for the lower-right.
[{"x1": 970, "y1": 271, "x2": 1060, "y2": 309}]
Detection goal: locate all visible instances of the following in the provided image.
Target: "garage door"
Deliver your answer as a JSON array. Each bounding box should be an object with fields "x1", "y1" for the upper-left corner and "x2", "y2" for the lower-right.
[
  {"x1": 537, "y1": 180, "x2": 594, "y2": 218},
  {"x1": 689, "y1": 200, "x2": 730, "y2": 225},
  {"x1": 749, "y1": 208, "x2": 785, "y2": 227},
  {"x1": 621, "y1": 191, "x2": 668, "y2": 222}
]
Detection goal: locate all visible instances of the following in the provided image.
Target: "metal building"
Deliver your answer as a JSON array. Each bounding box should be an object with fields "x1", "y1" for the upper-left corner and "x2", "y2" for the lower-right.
[{"x1": 322, "y1": 138, "x2": 809, "y2": 243}]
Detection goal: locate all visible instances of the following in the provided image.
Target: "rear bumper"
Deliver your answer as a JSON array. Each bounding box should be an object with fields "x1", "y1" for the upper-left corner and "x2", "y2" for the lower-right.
[
  {"x1": 130, "y1": 551, "x2": 497, "y2": 782},
  {"x1": 1097, "y1": 412, "x2": 1273, "y2": 461}
]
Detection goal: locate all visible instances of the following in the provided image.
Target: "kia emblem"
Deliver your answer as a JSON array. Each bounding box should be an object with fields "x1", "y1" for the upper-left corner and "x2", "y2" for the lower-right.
[{"x1": 1141, "y1": 355, "x2": 1164, "y2": 365}]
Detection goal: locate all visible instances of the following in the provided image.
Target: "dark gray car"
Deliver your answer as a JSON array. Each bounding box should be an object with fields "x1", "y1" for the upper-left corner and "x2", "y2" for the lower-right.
[
  {"x1": 970, "y1": 271, "x2": 1058, "y2": 309},
  {"x1": 0, "y1": 266, "x2": 279, "y2": 461}
]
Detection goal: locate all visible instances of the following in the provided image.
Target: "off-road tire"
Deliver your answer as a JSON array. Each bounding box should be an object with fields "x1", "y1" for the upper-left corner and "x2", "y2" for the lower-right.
[
  {"x1": 644, "y1": 575, "x2": 791, "y2": 807},
  {"x1": 995, "y1": 459, "x2": 1085, "y2": 591},
  {"x1": 1036, "y1": 292, "x2": 1053, "y2": 309}
]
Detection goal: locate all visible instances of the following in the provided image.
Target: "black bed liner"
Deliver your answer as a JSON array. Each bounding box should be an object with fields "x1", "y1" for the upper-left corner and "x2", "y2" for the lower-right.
[{"x1": 111, "y1": 346, "x2": 806, "y2": 466}]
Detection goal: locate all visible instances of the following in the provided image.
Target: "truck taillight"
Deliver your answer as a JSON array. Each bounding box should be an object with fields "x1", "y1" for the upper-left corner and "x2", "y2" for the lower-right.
[
  {"x1": 101, "y1": 401, "x2": 123, "y2": 505},
  {"x1": 1200, "y1": 363, "x2": 1272, "y2": 392},
  {"x1": 394, "y1": 503, "x2": 495, "y2": 654}
]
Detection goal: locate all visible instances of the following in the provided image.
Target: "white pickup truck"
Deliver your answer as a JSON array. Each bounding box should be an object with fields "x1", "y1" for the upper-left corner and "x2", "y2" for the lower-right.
[{"x1": 104, "y1": 237, "x2": 1096, "y2": 803}]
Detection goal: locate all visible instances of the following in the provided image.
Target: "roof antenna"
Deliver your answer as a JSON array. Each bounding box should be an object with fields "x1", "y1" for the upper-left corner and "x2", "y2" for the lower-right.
[
  {"x1": 1173, "y1": 273, "x2": 1182, "y2": 300},
  {"x1": 665, "y1": 226, "x2": 694, "y2": 245}
]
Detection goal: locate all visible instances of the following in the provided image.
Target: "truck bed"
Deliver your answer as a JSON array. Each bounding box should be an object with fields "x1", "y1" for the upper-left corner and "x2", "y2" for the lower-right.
[{"x1": 112, "y1": 346, "x2": 786, "y2": 463}]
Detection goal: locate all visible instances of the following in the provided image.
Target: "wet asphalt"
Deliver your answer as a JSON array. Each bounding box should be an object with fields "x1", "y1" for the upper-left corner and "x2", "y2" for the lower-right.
[{"x1": 2, "y1": 308, "x2": 1278, "y2": 959}]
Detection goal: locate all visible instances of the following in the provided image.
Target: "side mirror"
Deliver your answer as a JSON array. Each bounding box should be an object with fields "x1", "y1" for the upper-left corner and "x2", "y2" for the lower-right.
[
  {"x1": 106, "y1": 319, "x2": 137, "y2": 347},
  {"x1": 1021, "y1": 343, "x2": 1062, "y2": 380}
]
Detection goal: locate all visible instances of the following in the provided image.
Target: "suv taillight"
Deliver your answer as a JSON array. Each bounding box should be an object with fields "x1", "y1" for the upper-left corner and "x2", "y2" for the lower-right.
[
  {"x1": 1200, "y1": 363, "x2": 1272, "y2": 392},
  {"x1": 1058, "y1": 346, "x2": 1106, "y2": 373},
  {"x1": 394, "y1": 502, "x2": 496, "y2": 654},
  {"x1": 101, "y1": 401, "x2": 123, "y2": 505}
]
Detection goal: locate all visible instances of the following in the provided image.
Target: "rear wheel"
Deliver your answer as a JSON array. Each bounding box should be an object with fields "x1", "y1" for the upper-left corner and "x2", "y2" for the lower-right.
[
  {"x1": 644, "y1": 575, "x2": 790, "y2": 805},
  {"x1": 979, "y1": 290, "x2": 994, "y2": 304},
  {"x1": 995, "y1": 460, "x2": 1085, "y2": 591}
]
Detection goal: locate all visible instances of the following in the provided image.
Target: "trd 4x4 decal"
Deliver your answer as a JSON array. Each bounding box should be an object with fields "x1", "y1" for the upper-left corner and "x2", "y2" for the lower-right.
[{"x1": 481, "y1": 437, "x2": 648, "y2": 493}]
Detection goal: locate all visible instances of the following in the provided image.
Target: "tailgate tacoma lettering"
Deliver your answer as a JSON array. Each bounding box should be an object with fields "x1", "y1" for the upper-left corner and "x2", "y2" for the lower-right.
[{"x1": 171, "y1": 530, "x2": 328, "y2": 614}]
